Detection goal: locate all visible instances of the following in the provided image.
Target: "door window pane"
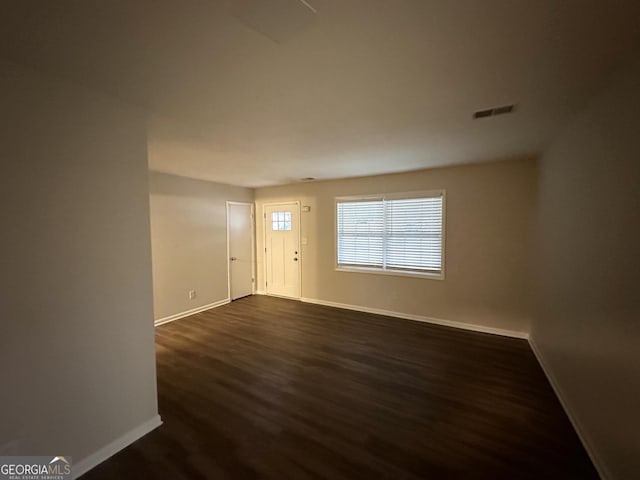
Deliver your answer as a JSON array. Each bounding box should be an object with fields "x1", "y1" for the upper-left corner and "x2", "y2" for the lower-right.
[{"x1": 272, "y1": 211, "x2": 292, "y2": 231}]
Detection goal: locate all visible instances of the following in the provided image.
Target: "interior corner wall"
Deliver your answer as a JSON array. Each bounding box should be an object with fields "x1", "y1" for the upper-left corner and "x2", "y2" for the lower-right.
[
  {"x1": 0, "y1": 61, "x2": 159, "y2": 465},
  {"x1": 148, "y1": 171, "x2": 253, "y2": 321},
  {"x1": 255, "y1": 158, "x2": 537, "y2": 335},
  {"x1": 532, "y1": 60, "x2": 640, "y2": 480}
]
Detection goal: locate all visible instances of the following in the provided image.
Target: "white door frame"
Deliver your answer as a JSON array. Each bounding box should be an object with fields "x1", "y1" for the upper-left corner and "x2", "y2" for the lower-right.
[
  {"x1": 262, "y1": 201, "x2": 301, "y2": 299},
  {"x1": 226, "y1": 201, "x2": 256, "y2": 300}
]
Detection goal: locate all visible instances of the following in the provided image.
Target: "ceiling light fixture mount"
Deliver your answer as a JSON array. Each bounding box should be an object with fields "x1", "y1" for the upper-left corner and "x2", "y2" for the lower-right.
[{"x1": 473, "y1": 104, "x2": 516, "y2": 119}]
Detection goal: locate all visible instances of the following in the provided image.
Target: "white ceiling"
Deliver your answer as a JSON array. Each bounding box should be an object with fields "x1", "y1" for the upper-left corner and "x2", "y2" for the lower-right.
[{"x1": 2, "y1": 1, "x2": 639, "y2": 187}]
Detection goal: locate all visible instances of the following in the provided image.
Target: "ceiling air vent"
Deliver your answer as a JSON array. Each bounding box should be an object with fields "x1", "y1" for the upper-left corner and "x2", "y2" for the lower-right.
[{"x1": 473, "y1": 104, "x2": 515, "y2": 119}]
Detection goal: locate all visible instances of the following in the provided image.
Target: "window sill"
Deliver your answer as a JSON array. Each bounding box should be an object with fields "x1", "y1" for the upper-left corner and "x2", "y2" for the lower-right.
[{"x1": 335, "y1": 266, "x2": 445, "y2": 281}]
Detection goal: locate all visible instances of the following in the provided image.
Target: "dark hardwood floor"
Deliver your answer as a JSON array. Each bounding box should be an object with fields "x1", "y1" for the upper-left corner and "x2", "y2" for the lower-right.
[{"x1": 82, "y1": 295, "x2": 598, "y2": 479}]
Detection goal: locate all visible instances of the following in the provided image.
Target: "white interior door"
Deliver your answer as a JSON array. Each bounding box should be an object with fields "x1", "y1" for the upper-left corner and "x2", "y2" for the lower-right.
[
  {"x1": 264, "y1": 202, "x2": 300, "y2": 298},
  {"x1": 228, "y1": 202, "x2": 253, "y2": 300}
]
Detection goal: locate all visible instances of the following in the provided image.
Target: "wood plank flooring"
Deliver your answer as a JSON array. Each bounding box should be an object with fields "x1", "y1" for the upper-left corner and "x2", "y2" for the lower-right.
[{"x1": 82, "y1": 295, "x2": 598, "y2": 479}]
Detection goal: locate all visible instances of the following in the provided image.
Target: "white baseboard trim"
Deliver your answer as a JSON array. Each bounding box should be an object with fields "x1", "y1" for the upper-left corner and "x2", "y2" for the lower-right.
[
  {"x1": 528, "y1": 338, "x2": 608, "y2": 480},
  {"x1": 255, "y1": 290, "x2": 266, "y2": 295},
  {"x1": 74, "y1": 414, "x2": 162, "y2": 479},
  {"x1": 154, "y1": 298, "x2": 230, "y2": 327},
  {"x1": 298, "y1": 296, "x2": 529, "y2": 339}
]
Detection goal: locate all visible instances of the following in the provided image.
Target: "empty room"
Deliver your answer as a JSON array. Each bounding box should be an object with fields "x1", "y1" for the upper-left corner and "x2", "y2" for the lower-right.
[{"x1": 1, "y1": 1, "x2": 639, "y2": 479}]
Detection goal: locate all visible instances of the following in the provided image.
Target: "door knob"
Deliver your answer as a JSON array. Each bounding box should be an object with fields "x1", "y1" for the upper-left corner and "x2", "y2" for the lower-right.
[
  {"x1": 293, "y1": 257, "x2": 298, "y2": 261},
  {"x1": 230, "y1": 257, "x2": 237, "y2": 261}
]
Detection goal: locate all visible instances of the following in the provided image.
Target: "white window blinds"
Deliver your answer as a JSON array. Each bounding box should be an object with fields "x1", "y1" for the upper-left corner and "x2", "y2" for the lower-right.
[
  {"x1": 336, "y1": 201, "x2": 385, "y2": 268},
  {"x1": 337, "y1": 193, "x2": 444, "y2": 275}
]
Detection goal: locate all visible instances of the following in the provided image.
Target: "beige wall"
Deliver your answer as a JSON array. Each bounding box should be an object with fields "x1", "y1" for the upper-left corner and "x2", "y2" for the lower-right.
[
  {"x1": 148, "y1": 171, "x2": 253, "y2": 321},
  {"x1": 255, "y1": 158, "x2": 537, "y2": 335},
  {"x1": 0, "y1": 62, "x2": 159, "y2": 466},
  {"x1": 532, "y1": 60, "x2": 640, "y2": 479}
]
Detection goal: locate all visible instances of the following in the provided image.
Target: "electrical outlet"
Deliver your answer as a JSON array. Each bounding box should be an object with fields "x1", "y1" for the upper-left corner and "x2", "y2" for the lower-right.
[{"x1": 189, "y1": 290, "x2": 196, "y2": 300}]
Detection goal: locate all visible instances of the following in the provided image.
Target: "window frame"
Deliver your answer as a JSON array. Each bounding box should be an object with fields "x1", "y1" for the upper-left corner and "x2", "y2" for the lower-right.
[{"x1": 334, "y1": 190, "x2": 446, "y2": 280}]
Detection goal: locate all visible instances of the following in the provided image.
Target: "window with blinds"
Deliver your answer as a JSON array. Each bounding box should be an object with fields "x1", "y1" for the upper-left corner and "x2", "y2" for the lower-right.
[{"x1": 336, "y1": 191, "x2": 444, "y2": 277}]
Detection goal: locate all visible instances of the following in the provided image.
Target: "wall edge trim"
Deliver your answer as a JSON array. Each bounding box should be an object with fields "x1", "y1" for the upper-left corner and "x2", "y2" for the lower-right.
[
  {"x1": 528, "y1": 337, "x2": 609, "y2": 480},
  {"x1": 154, "y1": 298, "x2": 230, "y2": 327},
  {"x1": 293, "y1": 295, "x2": 529, "y2": 339},
  {"x1": 74, "y1": 414, "x2": 162, "y2": 478}
]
